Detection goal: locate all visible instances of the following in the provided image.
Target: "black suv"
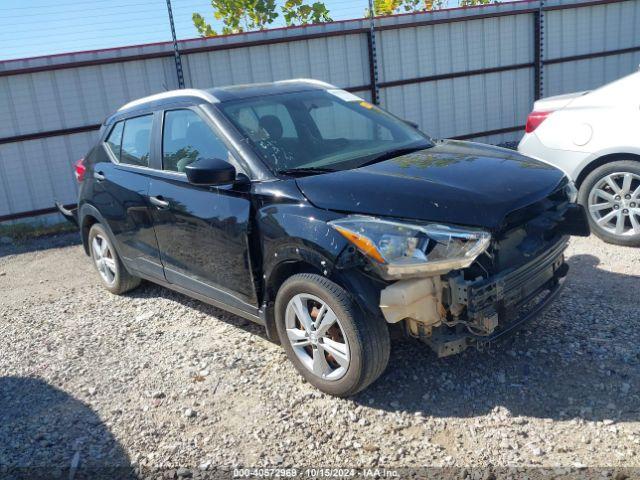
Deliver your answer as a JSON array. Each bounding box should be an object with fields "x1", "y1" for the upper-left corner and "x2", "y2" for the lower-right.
[{"x1": 60, "y1": 79, "x2": 589, "y2": 396}]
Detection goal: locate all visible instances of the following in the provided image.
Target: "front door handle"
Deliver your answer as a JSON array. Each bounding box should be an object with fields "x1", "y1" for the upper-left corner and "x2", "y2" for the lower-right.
[
  {"x1": 94, "y1": 171, "x2": 105, "y2": 181},
  {"x1": 149, "y1": 195, "x2": 170, "y2": 210}
]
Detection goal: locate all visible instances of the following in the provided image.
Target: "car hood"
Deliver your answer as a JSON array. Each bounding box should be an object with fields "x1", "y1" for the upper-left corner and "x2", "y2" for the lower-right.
[{"x1": 295, "y1": 140, "x2": 566, "y2": 230}]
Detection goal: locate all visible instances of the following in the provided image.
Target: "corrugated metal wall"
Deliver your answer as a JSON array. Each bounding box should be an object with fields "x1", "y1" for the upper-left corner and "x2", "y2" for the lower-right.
[
  {"x1": 183, "y1": 34, "x2": 371, "y2": 91},
  {"x1": 1, "y1": 0, "x2": 639, "y2": 221},
  {"x1": 377, "y1": 12, "x2": 535, "y2": 144},
  {"x1": 544, "y1": 0, "x2": 640, "y2": 95}
]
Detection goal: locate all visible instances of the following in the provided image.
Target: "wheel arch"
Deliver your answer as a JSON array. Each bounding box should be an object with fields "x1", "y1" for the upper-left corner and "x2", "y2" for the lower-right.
[
  {"x1": 576, "y1": 152, "x2": 640, "y2": 188},
  {"x1": 265, "y1": 259, "x2": 323, "y2": 303},
  {"x1": 261, "y1": 254, "x2": 329, "y2": 344},
  {"x1": 78, "y1": 203, "x2": 115, "y2": 257},
  {"x1": 80, "y1": 214, "x2": 99, "y2": 256},
  {"x1": 262, "y1": 255, "x2": 387, "y2": 345}
]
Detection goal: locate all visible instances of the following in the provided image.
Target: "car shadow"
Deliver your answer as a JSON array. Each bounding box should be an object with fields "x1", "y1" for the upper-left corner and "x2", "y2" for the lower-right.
[
  {"x1": 0, "y1": 377, "x2": 134, "y2": 480},
  {"x1": 352, "y1": 254, "x2": 639, "y2": 422},
  {"x1": 0, "y1": 232, "x2": 81, "y2": 259}
]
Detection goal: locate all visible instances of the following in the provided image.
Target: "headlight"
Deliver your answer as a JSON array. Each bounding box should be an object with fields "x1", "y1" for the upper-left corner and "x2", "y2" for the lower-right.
[
  {"x1": 565, "y1": 180, "x2": 578, "y2": 203},
  {"x1": 329, "y1": 215, "x2": 491, "y2": 279}
]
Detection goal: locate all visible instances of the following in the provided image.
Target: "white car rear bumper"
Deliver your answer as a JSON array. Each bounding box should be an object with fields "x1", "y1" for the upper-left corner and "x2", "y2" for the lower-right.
[{"x1": 518, "y1": 133, "x2": 590, "y2": 181}]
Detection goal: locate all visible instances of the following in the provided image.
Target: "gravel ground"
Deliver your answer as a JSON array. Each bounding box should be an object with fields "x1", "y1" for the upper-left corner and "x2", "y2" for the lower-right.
[{"x1": 0, "y1": 233, "x2": 639, "y2": 479}]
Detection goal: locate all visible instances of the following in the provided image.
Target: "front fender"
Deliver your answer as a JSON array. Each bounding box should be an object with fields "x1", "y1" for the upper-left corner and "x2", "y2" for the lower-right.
[
  {"x1": 258, "y1": 203, "x2": 349, "y2": 286},
  {"x1": 256, "y1": 202, "x2": 390, "y2": 343}
]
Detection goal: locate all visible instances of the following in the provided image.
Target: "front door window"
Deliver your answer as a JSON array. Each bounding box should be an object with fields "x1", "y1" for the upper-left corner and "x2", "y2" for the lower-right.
[{"x1": 162, "y1": 109, "x2": 231, "y2": 173}]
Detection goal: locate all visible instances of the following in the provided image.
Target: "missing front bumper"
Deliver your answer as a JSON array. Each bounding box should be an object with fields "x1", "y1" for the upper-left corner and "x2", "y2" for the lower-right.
[
  {"x1": 423, "y1": 274, "x2": 566, "y2": 357},
  {"x1": 420, "y1": 239, "x2": 569, "y2": 357}
]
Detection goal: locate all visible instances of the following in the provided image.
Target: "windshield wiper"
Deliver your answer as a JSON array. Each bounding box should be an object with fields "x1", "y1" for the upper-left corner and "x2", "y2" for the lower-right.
[
  {"x1": 276, "y1": 167, "x2": 336, "y2": 177},
  {"x1": 356, "y1": 144, "x2": 433, "y2": 168}
]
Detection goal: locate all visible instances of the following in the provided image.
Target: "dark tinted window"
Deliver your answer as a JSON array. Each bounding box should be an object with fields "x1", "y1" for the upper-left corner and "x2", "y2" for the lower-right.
[
  {"x1": 120, "y1": 115, "x2": 153, "y2": 167},
  {"x1": 105, "y1": 121, "x2": 124, "y2": 161},
  {"x1": 162, "y1": 109, "x2": 231, "y2": 173}
]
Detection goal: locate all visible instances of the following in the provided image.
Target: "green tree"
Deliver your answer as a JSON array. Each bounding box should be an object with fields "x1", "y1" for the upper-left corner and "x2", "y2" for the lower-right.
[
  {"x1": 193, "y1": 0, "x2": 332, "y2": 37},
  {"x1": 459, "y1": 0, "x2": 493, "y2": 5},
  {"x1": 369, "y1": 0, "x2": 496, "y2": 15},
  {"x1": 193, "y1": 0, "x2": 278, "y2": 36},
  {"x1": 282, "y1": 0, "x2": 332, "y2": 26}
]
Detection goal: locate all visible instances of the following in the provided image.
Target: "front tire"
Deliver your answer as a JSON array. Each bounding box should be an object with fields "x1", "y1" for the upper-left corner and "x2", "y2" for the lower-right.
[
  {"x1": 88, "y1": 223, "x2": 141, "y2": 294},
  {"x1": 275, "y1": 273, "x2": 390, "y2": 397},
  {"x1": 579, "y1": 160, "x2": 640, "y2": 247}
]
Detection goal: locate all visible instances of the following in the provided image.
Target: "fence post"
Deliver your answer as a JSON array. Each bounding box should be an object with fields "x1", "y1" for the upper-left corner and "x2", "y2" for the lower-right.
[
  {"x1": 166, "y1": 0, "x2": 186, "y2": 89},
  {"x1": 367, "y1": 0, "x2": 380, "y2": 105},
  {"x1": 533, "y1": 0, "x2": 545, "y2": 100}
]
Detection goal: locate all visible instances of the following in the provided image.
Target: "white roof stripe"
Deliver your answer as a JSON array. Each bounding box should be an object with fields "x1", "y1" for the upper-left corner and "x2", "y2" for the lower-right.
[
  {"x1": 116, "y1": 79, "x2": 336, "y2": 113},
  {"x1": 117, "y1": 88, "x2": 219, "y2": 112}
]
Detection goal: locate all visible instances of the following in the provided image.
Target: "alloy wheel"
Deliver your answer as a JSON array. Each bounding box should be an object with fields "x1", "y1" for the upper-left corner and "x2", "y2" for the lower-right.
[
  {"x1": 588, "y1": 172, "x2": 640, "y2": 237},
  {"x1": 91, "y1": 234, "x2": 117, "y2": 286},
  {"x1": 284, "y1": 293, "x2": 350, "y2": 381}
]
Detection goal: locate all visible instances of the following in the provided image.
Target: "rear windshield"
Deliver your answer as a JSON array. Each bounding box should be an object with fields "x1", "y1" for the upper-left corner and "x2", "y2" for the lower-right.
[{"x1": 218, "y1": 89, "x2": 431, "y2": 174}]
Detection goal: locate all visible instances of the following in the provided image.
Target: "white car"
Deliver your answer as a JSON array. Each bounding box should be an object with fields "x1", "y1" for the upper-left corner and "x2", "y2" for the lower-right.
[{"x1": 518, "y1": 71, "x2": 640, "y2": 247}]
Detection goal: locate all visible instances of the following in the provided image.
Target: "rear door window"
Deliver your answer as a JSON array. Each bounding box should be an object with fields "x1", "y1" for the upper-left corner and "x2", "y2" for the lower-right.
[
  {"x1": 105, "y1": 121, "x2": 124, "y2": 162},
  {"x1": 120, "y1": 115, "x2": 153, "y2": 167}
]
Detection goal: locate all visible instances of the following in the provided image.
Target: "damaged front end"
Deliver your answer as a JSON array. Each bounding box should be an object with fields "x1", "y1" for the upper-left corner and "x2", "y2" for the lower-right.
[
  {"x1": 381, "y1": 238, "x2": 569, "y2": 357},
  {"x1": 336, "y1": 183, "x2": 590, "y2": 357}
]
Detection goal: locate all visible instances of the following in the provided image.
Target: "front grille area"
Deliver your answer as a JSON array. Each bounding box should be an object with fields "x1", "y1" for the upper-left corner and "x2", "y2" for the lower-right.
[
  {"x1": 425, "y1": 185, "x2": 587, "y2": 355},
  {"x1": 459, "y1": 238, "x2": 567, "y2": 315},
  {"x1": 446, "y1": 238, "x2": 568, "y2": 340}
]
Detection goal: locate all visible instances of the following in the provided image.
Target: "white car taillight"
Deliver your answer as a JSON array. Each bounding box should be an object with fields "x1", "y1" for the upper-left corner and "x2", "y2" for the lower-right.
[{"x1": 525, "y1": 111, "x2": 554, "y2": 133}]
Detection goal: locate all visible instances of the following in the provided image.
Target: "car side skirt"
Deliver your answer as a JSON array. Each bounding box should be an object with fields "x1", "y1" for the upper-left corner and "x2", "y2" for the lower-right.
[{"x1": 133, "y1": 270, "x2": 264, "y2": 326}]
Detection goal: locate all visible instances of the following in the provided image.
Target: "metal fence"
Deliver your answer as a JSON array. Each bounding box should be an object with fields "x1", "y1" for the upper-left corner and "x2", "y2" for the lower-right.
[{"x1": 1, "y1": 0, "x2": 639, "y2": 222}]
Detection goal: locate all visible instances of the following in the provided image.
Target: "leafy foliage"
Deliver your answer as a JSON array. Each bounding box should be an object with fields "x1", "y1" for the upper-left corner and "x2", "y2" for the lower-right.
[
  {"x1": 193, "y1": 0, "x2": 331, "y2": 37},
  {"x1": 192, "y1": 13, "x2": 217, "y2": 37},
  {"x1": 459, "y1": 0, "x2": 493, "y2": 6},
  {"x1": 369, "y1": 0, "x2": 495, "y2": 15},
  {"x1": 193, "y1": 0, "x2": 278, "y2": 36},
  {"x1": 282, "y1": 0, "x2": 332, "y2": 26}
]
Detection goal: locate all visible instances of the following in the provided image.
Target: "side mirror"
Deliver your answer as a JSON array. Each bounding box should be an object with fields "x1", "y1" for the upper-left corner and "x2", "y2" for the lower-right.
[
  {"x1": 185, "y1": 158, "x2": 236, "y2": 186},
  {"x1": 404, "y1": 119, "x2": 420, "y2": 129}
]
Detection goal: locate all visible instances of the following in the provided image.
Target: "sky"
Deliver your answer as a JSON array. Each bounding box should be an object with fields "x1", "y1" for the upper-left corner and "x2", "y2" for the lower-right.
[{"x1": 0, "y1": 0, "x2": 375, "y2": 61}]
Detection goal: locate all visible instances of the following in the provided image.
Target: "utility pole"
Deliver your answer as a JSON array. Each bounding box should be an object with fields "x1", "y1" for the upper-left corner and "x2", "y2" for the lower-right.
[
  {"x1": 367, "y1": 0, "x2": 380, "y2": 105},
  {"x1": 534, "y1": 0, "x2": 545, "y2": 99},
  {"x1": 166, "y1": 0, "x2": 185, "y2": 89}
]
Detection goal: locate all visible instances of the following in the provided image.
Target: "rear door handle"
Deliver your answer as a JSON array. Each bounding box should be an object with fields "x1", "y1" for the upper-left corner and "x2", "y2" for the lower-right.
[
  {"x1": 149, "y1": 195, "x2": 170, "y2": 209},
  {"x1": 94, "y1": 171, "x2": 105, "y2": 181}
]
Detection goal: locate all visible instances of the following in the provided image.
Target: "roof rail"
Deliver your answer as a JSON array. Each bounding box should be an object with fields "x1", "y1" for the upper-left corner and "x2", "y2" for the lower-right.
[
  {"x1": 275, "y1": 78, "x2": 336, "y2": 89},
  {"x1": 117, "y1": 88, "x2": 219, "y2": 112}
]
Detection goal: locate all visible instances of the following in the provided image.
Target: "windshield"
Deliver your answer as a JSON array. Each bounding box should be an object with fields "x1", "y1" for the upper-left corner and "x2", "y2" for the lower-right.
[{"x1": 218, "y1": 89, "x2": 432, "y2": 175}]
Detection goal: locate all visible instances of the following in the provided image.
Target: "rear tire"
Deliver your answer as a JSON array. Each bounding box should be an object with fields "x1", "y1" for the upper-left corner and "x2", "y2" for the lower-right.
[
  {"x1": 578, "y1": 160, "x2": 640, "y2": 247},
  {"x1": 275, "y1": 273, "x2": 390, "y2": 397},
  {"x1": 88, "y1": 223, "x2": 141, "y2": 294}
]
